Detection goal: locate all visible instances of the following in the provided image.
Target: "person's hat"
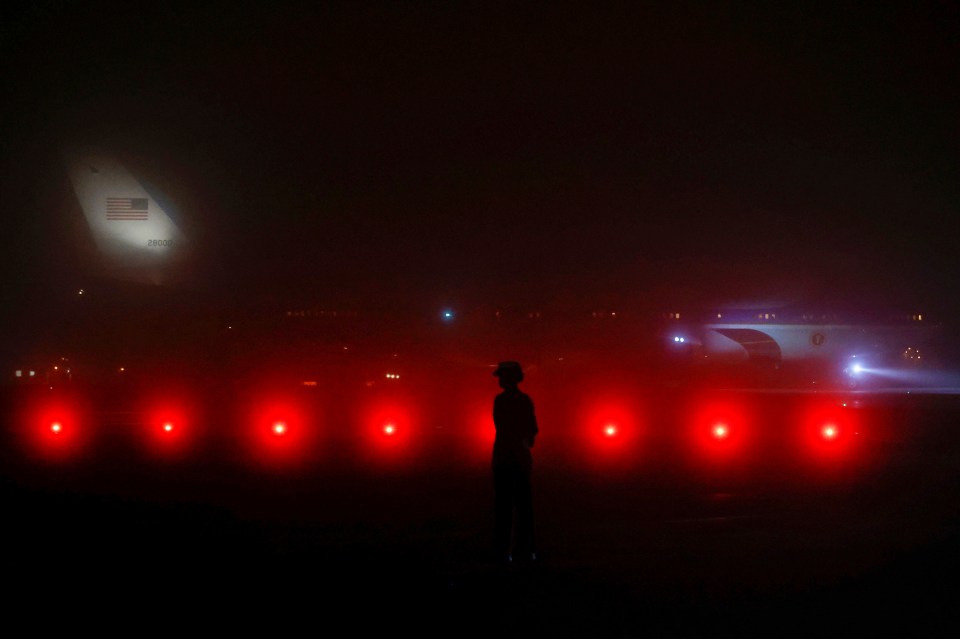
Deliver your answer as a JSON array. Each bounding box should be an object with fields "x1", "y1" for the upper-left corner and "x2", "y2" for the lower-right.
[{"x1": 493, "y1": 361, "x2": 524, "y2": 378}]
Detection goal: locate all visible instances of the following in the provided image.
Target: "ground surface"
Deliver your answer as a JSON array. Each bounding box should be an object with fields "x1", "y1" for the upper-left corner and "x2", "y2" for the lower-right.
[{"x1": 3, "y1": 390, "x2": 960, "y2": 635}]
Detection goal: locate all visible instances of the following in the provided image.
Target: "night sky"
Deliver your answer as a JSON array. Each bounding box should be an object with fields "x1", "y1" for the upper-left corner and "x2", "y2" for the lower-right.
[{"x1": 3, "y1": 1, "x2": 959, "y2": 318}]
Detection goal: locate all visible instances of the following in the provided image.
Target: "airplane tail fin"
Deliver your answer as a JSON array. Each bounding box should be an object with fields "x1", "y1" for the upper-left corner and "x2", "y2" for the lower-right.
[{"x1": 64, "y1": 149, "x2": 189, "y2": 285}]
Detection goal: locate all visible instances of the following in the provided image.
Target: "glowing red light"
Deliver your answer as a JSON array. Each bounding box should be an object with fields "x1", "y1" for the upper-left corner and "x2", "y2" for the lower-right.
[
  {"x1": 579, "y1": 397, "x2": 642, "y2": 467},
  {"x1": 797, "y1": 399, "x2": 862, "y2": 465},
  {"x1": 143, "y1": 399, "x2": 196, "y2": 458},
  {"x1": 689, "y1": 399, "x2": 750, "y2": 463},
  {"x1": 25, "y1": 401, "x2": 88, "y2": 461},
  {"x1": 245, "y1": 396, "x2": 316, "y2": 468},
  {"x1": 362, "y1": 402, "x2": 418, "y2": 466}
]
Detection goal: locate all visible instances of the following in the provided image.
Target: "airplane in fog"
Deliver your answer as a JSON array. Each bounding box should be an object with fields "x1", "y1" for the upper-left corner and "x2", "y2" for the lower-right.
[
  {"x1": 2, "y1": 150, "x2": 209, "y2": 389},
  {"x1": 664, "y1": 305, "x2": 944, "y2": 390},
  {"x1": 11, "y1": 151, "x2": 950, "y2": 397},
  {"x1": 63, "y1": 148, "x2": 190, "y2": 286}
]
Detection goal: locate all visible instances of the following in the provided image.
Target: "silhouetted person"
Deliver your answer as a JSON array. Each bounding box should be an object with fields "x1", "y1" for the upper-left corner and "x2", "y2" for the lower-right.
[{"x1": 492, "y1": 360, "x2": 538, "y2": 563}]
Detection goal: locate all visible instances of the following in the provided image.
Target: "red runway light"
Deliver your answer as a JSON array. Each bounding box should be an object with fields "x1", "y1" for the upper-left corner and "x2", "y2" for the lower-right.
[
  {"x1": 464, "y1": 400, "x2": 497, "y2": 465},
  {"x1": 689, "y1": 399, "x2": 750, "y2": 463},
  {"x1": 576, "y1": 395, "x2": 643, "y2": 471},
  {"x1": 23, "y1": 400, "x2": 88, "y2": 461},
  {"x1": 798, "y1": 401, "x2": 861, "y2": 466},
  {"x1": 361, "y1": 401, "x2": 418, "y2": 466},
  {"x1": 143, "y1": 399, "x2": 196, "y2": 458},
  {"x1": 246, "y1": 396, "x2": 315, "y2": 469}
]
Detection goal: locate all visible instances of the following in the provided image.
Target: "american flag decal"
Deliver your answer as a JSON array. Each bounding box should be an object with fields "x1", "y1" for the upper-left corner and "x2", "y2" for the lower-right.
[{"x1": 106, "y1": 197, "x2": 149, "y2": 220}]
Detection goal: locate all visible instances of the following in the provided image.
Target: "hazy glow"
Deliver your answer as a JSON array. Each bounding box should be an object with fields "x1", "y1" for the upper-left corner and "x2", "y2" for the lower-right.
[
  {"x1": 690, "y1": 399, "x2": 750, "y2": 462},
  {"x1": 28, "y1": 402, "x2": 86, "y2": 461},
  {"x1": 578, "y1": 397, "x2": 642, "y2": 470},
  {"x1": 363, "y1": 402, "x2": 419, "y2": 465},
  {"x1": 64, "y1": 150, "x2": 188, "y2": 285},
  {"x1": 822, "y1": 425, "x2": 838, "y2": 440},
  {"x1": 273, "y1": 422, "x2": 287, "y2": 435}
]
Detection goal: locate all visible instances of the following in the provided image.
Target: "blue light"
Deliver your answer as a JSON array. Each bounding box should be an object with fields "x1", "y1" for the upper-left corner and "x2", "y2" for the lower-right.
[
  {"x1": 441, "y1": 309, "x2": 455, "y2": 321},
  {"x1": 844, "y1": 357, "x2": 866, "y2": 379}
]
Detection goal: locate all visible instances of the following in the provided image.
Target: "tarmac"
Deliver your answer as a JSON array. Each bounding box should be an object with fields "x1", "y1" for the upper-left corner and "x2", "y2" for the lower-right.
[{"x1": 3, "y1": 390, "x2": 960, "y2": 635}]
